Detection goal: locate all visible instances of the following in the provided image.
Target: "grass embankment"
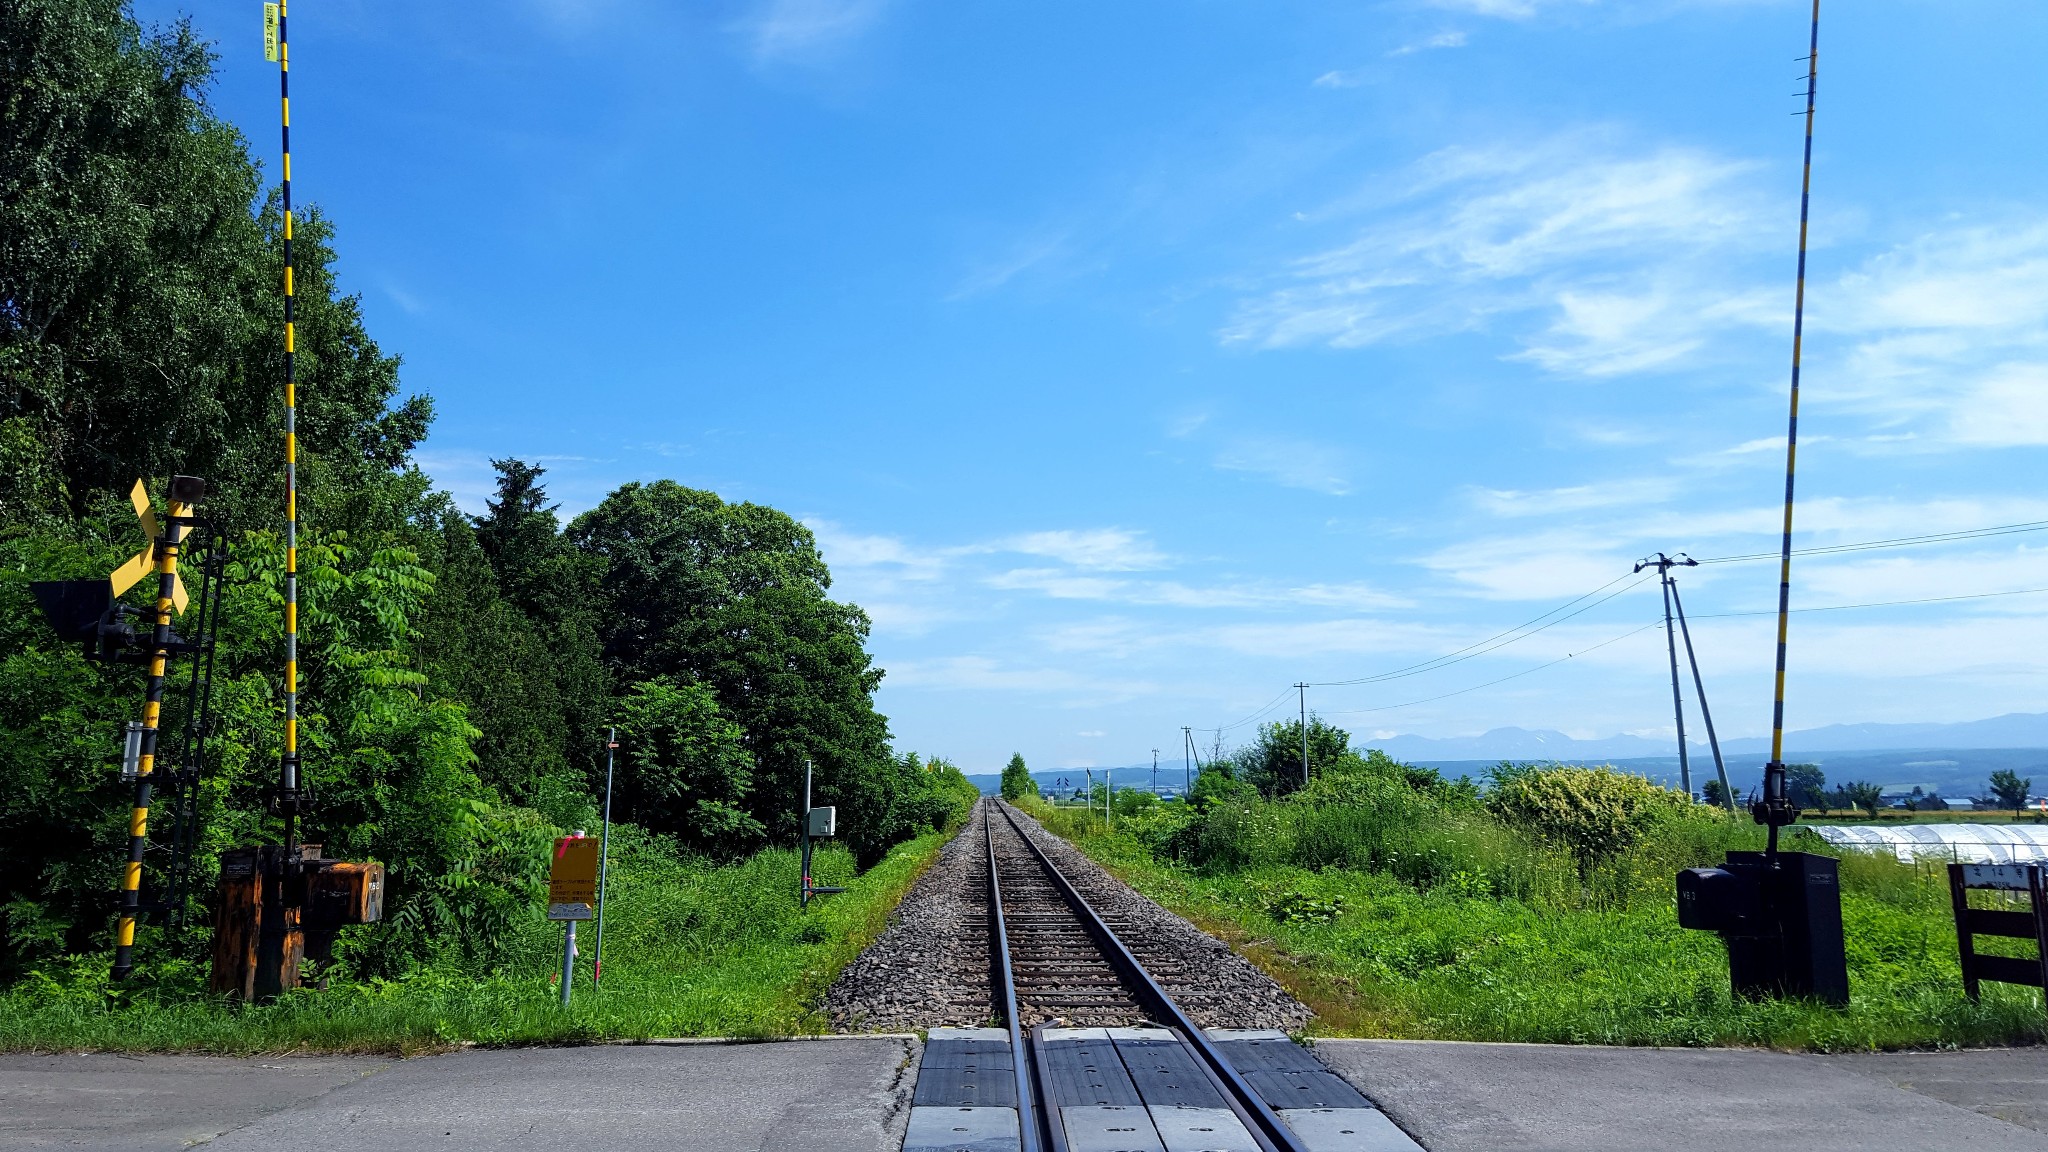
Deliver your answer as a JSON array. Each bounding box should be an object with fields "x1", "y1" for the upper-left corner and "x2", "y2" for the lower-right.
[
  {"x1": 1021, "y1": 794, "x2": 2046, "y2": 1052},
  {"x1": 0, "y1": 823, "x2": 955, "y2": 1054}
]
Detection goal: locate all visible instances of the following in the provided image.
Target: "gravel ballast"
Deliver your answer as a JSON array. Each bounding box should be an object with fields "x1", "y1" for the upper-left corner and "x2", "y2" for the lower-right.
[{"x1": 828, "y1": 799, "x2": 1310, "y2": 1033}]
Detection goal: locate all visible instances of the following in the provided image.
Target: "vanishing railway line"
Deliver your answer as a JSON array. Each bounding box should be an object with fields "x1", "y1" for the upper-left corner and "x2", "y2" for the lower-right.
[{"x1": 952, "y1": 801, "x2": 1371, "y2": 1152}]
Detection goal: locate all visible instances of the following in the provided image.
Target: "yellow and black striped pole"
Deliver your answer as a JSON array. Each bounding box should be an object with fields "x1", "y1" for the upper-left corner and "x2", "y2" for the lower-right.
[
  {"x1": 274, "y1": 1, "x2": 302, "y2": 830},
  {"x1": 111, "y1": 499, "x2": 189, "y2": 981},
  {"x1": 1759, "y1": 0, "x2": 1821, "y2": 854}
]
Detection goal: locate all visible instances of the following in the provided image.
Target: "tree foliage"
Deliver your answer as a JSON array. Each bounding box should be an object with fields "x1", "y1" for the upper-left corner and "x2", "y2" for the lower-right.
[
  {"x1": 1000, "y1": 753, "x2": 1037, "y2": 800},
  {"x1": 0, "y1": 4, "x2": 953, "y2": 982},
  {"x1": 1235, "y1": 714, "x2": 1351, "y2": 797},
  {"x1": 1485, "y1": 765, "x2": 1693, "y2": 871},
  {"x1": 1988, "y1": 770, "x2": 2033, "y2": 814}
]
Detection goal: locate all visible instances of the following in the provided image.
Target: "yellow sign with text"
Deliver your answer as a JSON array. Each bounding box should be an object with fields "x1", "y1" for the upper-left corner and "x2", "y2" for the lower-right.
[
  {"x1": 547, "y1": 836, "x2": 599, "y2": 920},
  {"x1": 262, "y1": 4, "x2": 279, "y2": 62}
]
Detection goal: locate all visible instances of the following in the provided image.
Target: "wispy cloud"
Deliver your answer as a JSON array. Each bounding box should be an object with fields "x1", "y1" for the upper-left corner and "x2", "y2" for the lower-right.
[
  {"x1": 741, "y1": 0, "x2": 891, "y2": 63},
  {"x1": 1814, "y1": 219, "x2": 2048, "y2": 445},
  {"x1": 1214, "y1": 436, "x2": 1351, "y2": 494},
  {"x1": 992, "y1": 529, "x2": 1171, "y2": 571},
  {"x1": 1314, "y1": 69, "x2": 1368, "y2": 89},
  {"x1": 1390, "y1": 31, "x2": 1470, "y2": 56},
  {"x1": 1470, "y1": 477, "x2": 1677, "y2": 517},
  {"x1": 1221, "y1": 131, "x2": 1777, "y2": 375}
]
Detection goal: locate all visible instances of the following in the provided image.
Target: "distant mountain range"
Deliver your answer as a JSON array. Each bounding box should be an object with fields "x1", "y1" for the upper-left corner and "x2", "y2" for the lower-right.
[
  {"x1": 966, "y1": 713, "x2": 2048, "y2": 797},
  {"x1": 1362, "y1": 712, "x2": 2048, "y2": 762}
]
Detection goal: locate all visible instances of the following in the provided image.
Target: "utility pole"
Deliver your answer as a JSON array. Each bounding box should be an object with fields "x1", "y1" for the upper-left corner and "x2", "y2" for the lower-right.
[
  {"x1": 1668, "y1": 582, "x2": 1735, "y2": 811},
  {"x1": 1294, "y1": 683, "x2": 1310, "y2": 789},
  {"x1": 1636, "y1": 553, "x2": 1698, "y2": 797},
  {"x1": 1152, "y1": 748, "x2": 1159, "y2": 797},
  {"x1": 1182, "y1": 726, "x2": 1192, "y2": 795}
]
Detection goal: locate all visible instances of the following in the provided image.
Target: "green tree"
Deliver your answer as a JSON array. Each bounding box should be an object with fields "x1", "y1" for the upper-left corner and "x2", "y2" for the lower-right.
[
  {"x1": 1000, "y1": 753, "x2": 1037, "y2": 800},
  {"x1": 1701, "y1": 779, "x2": 1731, "y2": 809},
  {"x1": 1989, "y1": 770, "x2": 2033, "y2": 815},
  {"x1": 1786, "y1": 764, "x2": 1827, "y2": 812},
  {"x1": 614, "y1": 678, "x2": 763, "y2": 855},
  {"x1": 568, "y1": 481, "x2": 897, "y2": 862},
  {"x1": 1838, "y1": 781, "x2": 1883, "y2": 817},
  {"x1": 1237, "y1": 715, "x2": 1351, "y2": 797}
]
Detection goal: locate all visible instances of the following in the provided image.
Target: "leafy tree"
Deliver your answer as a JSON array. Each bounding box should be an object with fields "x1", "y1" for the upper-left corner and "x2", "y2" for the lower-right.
[
  {"x1": 1786, "y1": 764, "x2": 1827, "y2": 812},
  {"x1": 1237, "y1": 715, "x2": 1350, "y2": 797},
  {"x1": 1701, "y1": 779, "x2": 1731, "y2": 809},
  {"x1": 568, "y1": 481, "x2": 897, "y2": 862},
  {"x1": 1189, "y1": 764, "x2": 1253, "y2": 810},
  {"x1": 1989, "y1": 769, "x2": 2033, "y2": 815},
  {"x1": 1836, "y1": 781, "x2": 1883, "y2": 817},
  {"x1": 614, "y1": 678, "x2": 762, "y2": 856},
  {"x1": 1000, "y1": 753, "x2": 1037, "y2": 800}
]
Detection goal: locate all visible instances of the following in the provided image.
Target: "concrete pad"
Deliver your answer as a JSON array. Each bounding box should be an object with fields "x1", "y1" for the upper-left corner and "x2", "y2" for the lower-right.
[
  {"x1": 0, "y1": 1053, "x2": 390, "y2": 1152},
  {"x1": 1107, "y1": 1027, "x2": 1178, "y2": 1041},
  {"x1": 1828, "y1": 1049, "x2": 2048, "y2": 1134},
  {"x1": 903, "y1": 1106, "x2": 1021, "y2": 1152},
  {"x1": 1315, "y1": 1039, "x2": 2048, "y2": 1152},
  {"x1": 1147, "y1": 1104, "x2": 1258, "y2": 1152},
  {"x1": 1277, "y1": 1108, "x2": 1421, "y2": 1152},
  {"x1": 202, "y1": 1038, "x2": 918, "y2": 1151},
  {"x1": 1063, "y1": 1104, "x2": 1167, "y2": 1152}
]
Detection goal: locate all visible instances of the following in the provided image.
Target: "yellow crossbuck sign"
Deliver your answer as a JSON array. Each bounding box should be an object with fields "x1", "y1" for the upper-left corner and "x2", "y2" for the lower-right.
[{"x1": 108, "y1": 479, "x2": 189, "y2": 614}]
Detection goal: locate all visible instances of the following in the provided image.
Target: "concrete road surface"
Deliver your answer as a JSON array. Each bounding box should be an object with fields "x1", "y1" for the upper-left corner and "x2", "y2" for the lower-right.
[
  {"x1": 5, "y1": 1038, "x2": 2045, "y2": 1150},
  {"x1": 1317, "y1": 1039, "x2": 2048, "y2": 1152},
  {"x1": 0, "y1": 1039, "x2": 917, "y2": 1152}
]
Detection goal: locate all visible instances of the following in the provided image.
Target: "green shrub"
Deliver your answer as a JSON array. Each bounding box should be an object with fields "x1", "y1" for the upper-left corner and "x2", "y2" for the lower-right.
[{"x1": 1486, "y1": 765, "x2": 1695, "y2": 872}]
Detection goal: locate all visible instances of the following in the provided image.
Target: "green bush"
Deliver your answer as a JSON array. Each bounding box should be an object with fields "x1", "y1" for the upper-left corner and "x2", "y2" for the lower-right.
[{"x1": 1485, "y1": 764, "x2": 1696, "y2": 872}]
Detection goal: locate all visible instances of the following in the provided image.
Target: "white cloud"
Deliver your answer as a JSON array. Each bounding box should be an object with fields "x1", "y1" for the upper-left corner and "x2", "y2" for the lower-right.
[
  {"x1": 1389, "y1": 31, "x2": 1470, "y2": 56},
  {"x1": 1313, "y1": 69, "x2": 1367, "y2": 89},
  {"x1": 1221, "y1": 133, "x2": 1777, "y2": 374},
  {"x1": 1470, "y1": 477, "x2": 1677, "y2": 517},
  {"x1": 1950, "y1": 364, "x2": 2048, "y2": 446},
  {"x1": 742, "y1": 0, "x2": 890, "y2": 62},
  {"x1": 1214, "y1": 436, "x2": 1351, "y2": 494},
  {"x1": 992, "y1": 528, "x2": 1170, "y2": 571}
]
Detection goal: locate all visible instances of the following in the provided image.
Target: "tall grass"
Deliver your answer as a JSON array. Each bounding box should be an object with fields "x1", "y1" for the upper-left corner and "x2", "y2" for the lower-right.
[
  {"x1": 0, "y1": 822, "x2": 954, "y2": 1054},
  {"x1": 1025, "y1": 780, "x2": 2048, "y2": 1052}
]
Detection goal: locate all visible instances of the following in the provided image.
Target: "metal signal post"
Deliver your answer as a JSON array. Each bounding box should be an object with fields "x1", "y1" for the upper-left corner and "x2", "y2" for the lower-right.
[
  {"x1": 272, "y1": 0, "x2": 305, "y2": 835},
  {"x1": 1760, "y1": 0, "x2": 1824, "y2": 853}
]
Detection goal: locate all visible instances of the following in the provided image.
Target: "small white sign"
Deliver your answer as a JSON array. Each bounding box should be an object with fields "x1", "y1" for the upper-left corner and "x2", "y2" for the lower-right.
[
  {"x1": 1961, "y1": 864, "x2": 2038, "y2": 892},
  {"x1": 547, "y1": 902, "x2": 594, "y2": 921}
]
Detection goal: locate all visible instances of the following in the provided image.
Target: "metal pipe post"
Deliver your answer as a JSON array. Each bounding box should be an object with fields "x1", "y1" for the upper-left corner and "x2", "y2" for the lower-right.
[
  {"x1": 592, "y1": 728, "x2": 616, "y2": 984},
  {"x1": 1295, "y1": 683, "x2": 1309, "y2": 788},
  {"x1": 559, "y1": 919, "x2": 576, "y2": 1007}
]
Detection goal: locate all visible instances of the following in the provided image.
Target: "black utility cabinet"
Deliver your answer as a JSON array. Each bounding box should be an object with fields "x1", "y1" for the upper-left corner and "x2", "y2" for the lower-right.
[{"x1": 1678, "y1": 850, "x2": 1848, "y2": 1006}]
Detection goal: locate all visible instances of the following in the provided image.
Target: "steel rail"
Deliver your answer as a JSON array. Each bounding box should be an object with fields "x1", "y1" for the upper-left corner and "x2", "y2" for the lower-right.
[
  {"x1": 993, "y1": 802, "x2": 1310, "y2": 1152},
  {"x1": 985, "y1": 808, "x2": 1043, "y2": 1152}
]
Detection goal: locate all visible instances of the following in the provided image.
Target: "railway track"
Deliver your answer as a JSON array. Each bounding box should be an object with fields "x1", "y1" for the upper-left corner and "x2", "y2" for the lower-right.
[{"x1": 917, "y1": 802, "x2": 1360, "y2": 1152}]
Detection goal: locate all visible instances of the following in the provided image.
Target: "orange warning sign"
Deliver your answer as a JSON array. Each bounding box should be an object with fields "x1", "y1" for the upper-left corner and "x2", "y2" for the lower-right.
[{"x1": 547, "y1": 835, "x2": 599, "y2": 920}]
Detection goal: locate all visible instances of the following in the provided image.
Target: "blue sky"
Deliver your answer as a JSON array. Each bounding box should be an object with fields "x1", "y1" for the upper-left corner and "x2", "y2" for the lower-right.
[{"x1": 142, "y1": 0, "x2": 2048, "y2": 773}]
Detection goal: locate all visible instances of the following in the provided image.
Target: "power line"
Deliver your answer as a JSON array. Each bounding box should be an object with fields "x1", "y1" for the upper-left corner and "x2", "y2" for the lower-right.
[
  {"x1": 1311, "y1": 572, "x2": 1654, "y2": 688},
  {"x1": 1322, "y1": 622, "x2": 1663, "y2": 717},
  {"x1": 1696, "y1": 519, "x2": 2048, "y2": 565},
  {"x1": 1686, "y1": 584, "x2": 2048, "y2": 619}
]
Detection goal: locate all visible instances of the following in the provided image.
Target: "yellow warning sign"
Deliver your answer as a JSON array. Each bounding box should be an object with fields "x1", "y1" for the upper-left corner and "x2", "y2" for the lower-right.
[
  {"x1": 263, "y1": 4, "x2": 279, "y2": 62},
  {"x1": 547, "y1": 836, "x2": 599, "y2": 920}
]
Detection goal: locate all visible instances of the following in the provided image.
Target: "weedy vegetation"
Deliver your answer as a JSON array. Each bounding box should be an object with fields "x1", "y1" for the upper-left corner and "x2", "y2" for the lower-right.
[{"x1": 1027, "y1": 718, "x2": 2048, "y2": 1052}]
